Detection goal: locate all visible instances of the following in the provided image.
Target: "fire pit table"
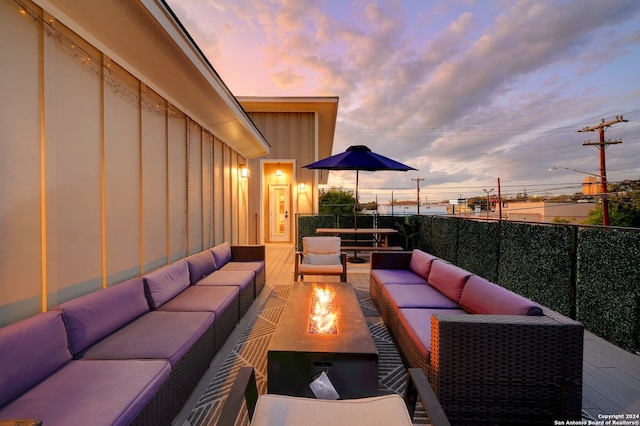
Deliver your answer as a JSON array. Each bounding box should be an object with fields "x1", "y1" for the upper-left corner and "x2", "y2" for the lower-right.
[{"x1": 267, "y1": 282, "x2": 379, "y2": 399}]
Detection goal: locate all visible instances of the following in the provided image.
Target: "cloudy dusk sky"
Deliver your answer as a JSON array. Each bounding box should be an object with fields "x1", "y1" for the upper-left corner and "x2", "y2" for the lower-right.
[{"x1": 165, "y1": 0, "x2": 640, "y2": 203}]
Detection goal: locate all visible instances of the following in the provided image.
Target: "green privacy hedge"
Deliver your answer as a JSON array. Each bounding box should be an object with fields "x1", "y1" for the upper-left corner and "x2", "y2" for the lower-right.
[
  {"x1": 376, "y1": 215, "x2": 411, "y2": 248},
  {"x1": 576, "y1": 228, "x2": 640, "y2": 353},
  {"x1": 427, "y1": 217, "x2": 459, "y2": 263},
  {"x1": 296, "y1": 215, "x2": 335, "y2": 250},
  {"x1": 497, "y1": 222, "x2": 574, "y2": 317},
  {"x1": 413, "y1": 218, "x2": 572, "y2": 313},
  {"x1": 455, "y1": 220, "x2": 500, "y2": 283},
  {"x1": 296, "y1": 214, "x2": 640, "y2": 352}
]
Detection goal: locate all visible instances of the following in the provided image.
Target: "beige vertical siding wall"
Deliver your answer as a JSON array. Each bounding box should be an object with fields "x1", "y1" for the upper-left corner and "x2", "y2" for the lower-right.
[
  {"x1": 245, "y1": 111, "x2": 317, "y2": 243},
  {"x1": 246, "y1": 111, "x2": 317, "y2": 233},
  {"x1": 0, "y1": 0, "x2": 249, "y2": 327}
]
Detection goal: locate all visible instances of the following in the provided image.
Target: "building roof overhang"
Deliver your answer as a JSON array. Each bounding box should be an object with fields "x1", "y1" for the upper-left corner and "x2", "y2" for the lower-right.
[{"x1": 34, "y1": 0, "x2": 270, "y2": 158}]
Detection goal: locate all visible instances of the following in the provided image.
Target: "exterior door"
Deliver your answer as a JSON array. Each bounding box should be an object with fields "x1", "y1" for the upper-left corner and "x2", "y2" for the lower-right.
[{"x1": 269, "y1": 184, "x2": 290, "y2": 242}]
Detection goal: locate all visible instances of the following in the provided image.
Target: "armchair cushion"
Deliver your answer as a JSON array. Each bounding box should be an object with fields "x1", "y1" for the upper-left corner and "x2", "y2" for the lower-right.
[
  {"x1": 298, "y1": 264, "x2": 345, "y2": 275},
  {"x1": 302, "y1": 236, "x2": 341, "y2": 254},
  {"x1": 251, "y1": 394, "x2": 413, "y2": 426},
  {"x1": 303, "y1": 254, "x2": 341, "y2": 265},
  {"x1": 218, "y1": 366, "x2": 450, "y2": 426}
]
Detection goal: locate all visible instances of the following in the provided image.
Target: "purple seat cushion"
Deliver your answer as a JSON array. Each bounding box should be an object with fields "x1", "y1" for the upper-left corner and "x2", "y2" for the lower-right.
[
  {"x1": 82, "y1": 311, "x2": 215, "y2": 365},
  {"x1": 409, "y1": 250, "x2": 437, "y2": 281},
  {"x1": 427, "y1": 260, "x2": 472, "y2": 303},
  {"x1": 370, "y1": 269, "x2": 428, "y2": 286},
  {"x1": 158, "y1": 285, "x2": 239, "y2": 314},
  {"x1": 0, "y1": 359, "x2": 170, "y2": 425},
  {"x1": 460, "y1": 275, "x2": 543, "y2": 316},
  {"x1": 196, "y1": 270, "x2": 254, "y2": 289},
  {"x1": 220, "y1": 260, "x2": 265, "y2": 274},
  {"x1": 383, "y1": 284, "x2": 461, "y2": 311},
  {"x1": 56, "y1": 277, "x2": 149, "y2": 355},
  {"x1": 143, "y1": 260, "x2": 191, "y2": 309},
  {"x1": 185, "y1": 250, "x2": 218, "y2": 284},
  {"x1": 0, "y1": 310, "x2": 72, "y2": 407},
  {"x1": 398, "y1": 308, "x2": 467, "y2": 359},
  {"x1": 211, "y1": 242, "x2": 232, "y2": 268}
]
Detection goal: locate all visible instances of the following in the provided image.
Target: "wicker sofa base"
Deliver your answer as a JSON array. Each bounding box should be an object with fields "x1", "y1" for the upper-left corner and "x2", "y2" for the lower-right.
[
  {"x1": 238, "y1": 283, "x2": 254, "y2": 318},
  {"x1": 370, "y1": 251, "x2": 584, "y2": 425},
  {"x1": 215, "y1": 296, "x2": 241, "y2": 353},
  {"x1": 377, "y1": 288, "x2": 401, "y2": 341},
  {"x1": 230, "y1": 245, "x2": 267, "y2": 297},
  {"x1": 394, "y1": 305, "x2": 584, "y2": 425},
  {"x1": 254, "y1": 267, "x2": 265, "y2": 296},
  {"x1": 130, "y1": 322, "x2": 216, "y2": 425}
]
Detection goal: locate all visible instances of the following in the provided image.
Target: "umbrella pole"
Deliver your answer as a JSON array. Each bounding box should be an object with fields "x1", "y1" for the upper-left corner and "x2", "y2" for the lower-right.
[
  {"x1": 349, "y1": 169, "x2": 366, "y2": 263},
  {"x1": 354, "y1": 169, "x2": 359, "y2": 230}
]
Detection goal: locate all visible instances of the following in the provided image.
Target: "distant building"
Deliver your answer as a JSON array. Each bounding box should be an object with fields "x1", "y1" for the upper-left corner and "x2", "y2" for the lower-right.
[
  {"x1": 501, "y1": 201, "x2": 595, "y2": 224},
  {"x1": 582, "y1": 176, "x2": 600, "y2": 195},
  {"x1": 376, "y1": 203, "x2": 448, "y2": 216}
]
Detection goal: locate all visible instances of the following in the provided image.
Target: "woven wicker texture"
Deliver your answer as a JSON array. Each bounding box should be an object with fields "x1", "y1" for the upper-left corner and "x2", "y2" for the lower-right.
[
  {"x1": 371, "y1": 249, "x2": 584, "y2": 425},
  {"x1": 230, "y1": 245, "x2": 266, "y2": 262},
  {"x1": 131, "y1": 322, "x2": 216, "y2": 425},
  {"x1": 215, "y1": 298, "x2": 241, "y2": 353}
]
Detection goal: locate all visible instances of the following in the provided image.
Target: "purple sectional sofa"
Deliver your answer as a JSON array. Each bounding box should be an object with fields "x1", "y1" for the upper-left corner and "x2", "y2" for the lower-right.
[
  {"x1": 370, "y1": 249, "x2": 584, "y2": 426},
  {"x1": 0, "y1": 305, "x2": 171, "y2": 425},
  {"x1": 0, "y1": 243, "x2": 265, "y2": 426}
]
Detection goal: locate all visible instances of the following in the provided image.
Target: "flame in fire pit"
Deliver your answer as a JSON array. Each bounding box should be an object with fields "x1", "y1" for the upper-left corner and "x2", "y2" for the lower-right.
[{"x1": 309, "y1": 285, "x2": 338, "y2": 334}]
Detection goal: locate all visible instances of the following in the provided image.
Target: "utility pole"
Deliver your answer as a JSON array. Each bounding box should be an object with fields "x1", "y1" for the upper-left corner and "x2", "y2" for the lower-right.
[
  {"x1": 412, "y1": 178, "x2": 425, "y2": 214},
  {"x1": 578, "y1": 115, "x2": 627, "y2": 226},
  {"x1": 497, "y1": 178, "x2": 502, "y2": 221},
  {"x1": 483, "y1": 188, "x2": 494, "y2": 220}
]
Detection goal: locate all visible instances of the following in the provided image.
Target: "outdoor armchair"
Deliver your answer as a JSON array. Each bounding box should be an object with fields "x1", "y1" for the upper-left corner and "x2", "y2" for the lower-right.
[
  {"x1": 295, "y1": 236, "x2": 347, "y2": 282},
  {"x1": 218, "y1": 366, "x2": 450, "y2": 426}
]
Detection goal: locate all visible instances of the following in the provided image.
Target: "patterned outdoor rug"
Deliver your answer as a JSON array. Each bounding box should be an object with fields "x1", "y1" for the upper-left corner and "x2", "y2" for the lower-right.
[{"x1": 184, "y1": 280, "x2": 428, "y2": 425}]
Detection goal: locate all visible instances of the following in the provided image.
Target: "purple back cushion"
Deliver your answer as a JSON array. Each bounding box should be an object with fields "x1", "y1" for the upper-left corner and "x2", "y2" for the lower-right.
[
  {"x1": 409, "y1": 249, "x2": 437, "y2": 280},
  {"x1": 427, "y1": 260, "x2": 471, "y2": 303},
  {"x1": 211, "y1": 242, "x2": 232, "y2": 267},
  {"x1": 143, "y1": 260, "x2": 191, "y2": 309},
  {"x1": 186, "y1": 251, "x2": 217, "y2": 283},
  {"x1": 56, "y1": 277, "x2": 150, "y2": 355},
  {"x1": 0, "y1": 310, "x2": 72, "y2": 406},
  {"x1": 460, "y1": 275, "x2": 543, "y2": 316}
]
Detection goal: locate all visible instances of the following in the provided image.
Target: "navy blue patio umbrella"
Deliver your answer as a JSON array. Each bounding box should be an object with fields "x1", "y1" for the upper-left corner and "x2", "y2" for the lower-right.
[{"x1": 303, "y1": 145, "x2": 417, "y2": 229}]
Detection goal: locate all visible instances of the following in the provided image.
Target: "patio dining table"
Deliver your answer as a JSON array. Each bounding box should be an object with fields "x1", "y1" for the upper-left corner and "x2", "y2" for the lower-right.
[{"x1": 315, "y1": 228, "x2": 399, "y2": 248}]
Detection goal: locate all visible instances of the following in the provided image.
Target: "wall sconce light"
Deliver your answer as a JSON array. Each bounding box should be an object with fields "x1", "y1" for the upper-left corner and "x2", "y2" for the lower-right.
[
  {"x1": 239, "y1": 164, "x2": 250, "y2": 178},
  {"x1": 299, "y1": 182, "x2": 306, "y2": 191}
]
